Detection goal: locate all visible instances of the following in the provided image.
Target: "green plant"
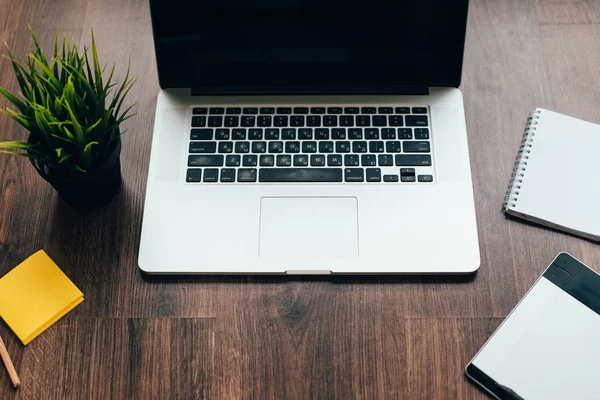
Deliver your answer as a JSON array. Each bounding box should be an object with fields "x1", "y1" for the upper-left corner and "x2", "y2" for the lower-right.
[{"x1": 0, "y1": 26, "x2": 137, "y2": 175}]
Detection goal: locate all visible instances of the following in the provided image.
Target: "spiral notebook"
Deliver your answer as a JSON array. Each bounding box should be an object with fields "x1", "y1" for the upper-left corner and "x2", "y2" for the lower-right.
[{"x1": 503, "y1": 108, "x2": 600, "y2": 241}]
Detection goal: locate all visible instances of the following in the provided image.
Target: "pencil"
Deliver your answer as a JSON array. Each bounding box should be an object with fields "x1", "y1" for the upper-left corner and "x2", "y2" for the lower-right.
[{"x1": 0, "y1": 334, "x2": 20, "y2": 388}]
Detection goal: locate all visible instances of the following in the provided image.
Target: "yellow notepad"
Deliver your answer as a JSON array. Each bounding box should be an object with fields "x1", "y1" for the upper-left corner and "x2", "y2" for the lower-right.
[{"x1": 0, "y1": 250, "x2": 84, "y2": 345}]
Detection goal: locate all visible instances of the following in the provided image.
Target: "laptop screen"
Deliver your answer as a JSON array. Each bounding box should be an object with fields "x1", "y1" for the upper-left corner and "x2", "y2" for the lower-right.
[{"x1": 149, "y1": 0, "x2": 469, "y2": 93}]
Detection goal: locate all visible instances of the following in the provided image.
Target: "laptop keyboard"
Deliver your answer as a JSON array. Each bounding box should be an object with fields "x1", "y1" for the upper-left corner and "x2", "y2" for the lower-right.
[{"x1": 186, "y1": 106, "x2": 434, "y2": 183}]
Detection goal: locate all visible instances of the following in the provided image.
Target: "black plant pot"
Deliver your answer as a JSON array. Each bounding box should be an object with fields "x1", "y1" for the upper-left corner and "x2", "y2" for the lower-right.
[{"x1": 30, "y1": 138, "x2": 122, "y2": 209}]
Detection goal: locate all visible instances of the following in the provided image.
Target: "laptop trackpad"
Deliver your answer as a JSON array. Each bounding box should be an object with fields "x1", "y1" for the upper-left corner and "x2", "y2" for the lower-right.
[{"x1": 259, "y1": 197, "x2": 358, "y2": 259}]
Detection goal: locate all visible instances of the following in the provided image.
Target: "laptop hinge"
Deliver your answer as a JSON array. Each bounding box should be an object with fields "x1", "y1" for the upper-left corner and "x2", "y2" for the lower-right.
[{"x1": 190, "y1": 85, "x2": 430, "y2": 97}]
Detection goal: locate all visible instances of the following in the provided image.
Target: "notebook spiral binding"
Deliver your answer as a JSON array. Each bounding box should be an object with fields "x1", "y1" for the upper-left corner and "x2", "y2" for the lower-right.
[{"x1": 502, "y1": 109, "x2": 542, "y2": 210}]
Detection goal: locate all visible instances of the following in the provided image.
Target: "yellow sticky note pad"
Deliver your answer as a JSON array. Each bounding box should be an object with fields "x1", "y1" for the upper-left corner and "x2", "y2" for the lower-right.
[{"x1": 0, "y1": 250, "x2": 84, "y2": 345}]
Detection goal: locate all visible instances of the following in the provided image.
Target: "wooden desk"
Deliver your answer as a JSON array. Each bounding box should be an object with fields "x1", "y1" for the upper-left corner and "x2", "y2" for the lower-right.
[{"x1": 0, "y1": 0, "x2": 599, "y2": 398}]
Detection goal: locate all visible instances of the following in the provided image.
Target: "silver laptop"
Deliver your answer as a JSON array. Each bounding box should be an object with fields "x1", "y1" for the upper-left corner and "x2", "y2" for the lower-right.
[{"x1": 138, "y1": 0, "x2": 480, "y2": 274}]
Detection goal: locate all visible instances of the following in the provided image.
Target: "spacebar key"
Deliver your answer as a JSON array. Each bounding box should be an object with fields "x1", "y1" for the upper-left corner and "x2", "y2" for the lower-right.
[{"x1": 259, "y1": 168, "x2": 342, "y2": 182}]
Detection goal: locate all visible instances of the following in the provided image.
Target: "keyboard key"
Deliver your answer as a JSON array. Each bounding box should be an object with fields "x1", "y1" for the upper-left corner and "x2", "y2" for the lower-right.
[
  {"x1": 258, "y1": 116, "x2": 272, "y2": 127},
  {"x1": 192, "y1": 107, "x2": 207, "y2": 115},
  {"x1": 310, "y1": 154, "x2": 326, "y2": 166},
  {"x1": 378, "y1": 107, "x2": 393, "y2": 114},
  {"x1": 403, "y1": 141, "x2": 431, "y2": 152},
  {"x1": 186, "y1": 168, "x2": 202, "y2": 182},
  {"x1": 260, "y1": 107, "x2": 275, "y2": 114},
  {"x1": 265, "y1": 129, "x2": 279, "y2": 140},
  {"x1": 248, "y1": 129, "x2": 263, "y2": 140},
  {"x1": 398, "y1": 128, "x2": 412, "y2": 139},
  {"x1": 298, "y1": 129, "x2": 313, "y2": 140},
  {"x1": 224, "y1": 116, "x2": 239, "y2": 127},
  {"x1": 361, "y1": 154, "x2": 376, "y2": 166},
  {"x1": 226, "y1": 155, "x2": 241, "y2": 166},
  {"x1": 340, "y1": 116, "x2": 354, "y2": 126},
  {"x1": 226, "y1": 107, "x2": 241, "y2": 114},
  {"x1": 352, "y1": 141, "x2": 368, "y2": 153},
  {"x1": 260, "y1": 155, "x2": 275, "y2": 167},
  {"x1": 323, "y1": 115, "x2": 338, "y2": 126},
  {"x1": 260, "y1": 168, "x2": 343, "y2": 182},
  {"x1": 366, "y1": 168, "x2": 382, "y2": 182},
  {"x1": 401, "y1": 175, "x2": 416, "y2": 182},
  {"x1": 400, "y1": 168, "x2": 416, "y2": 176},
  {"x1": 406, "y1": 115, "x2": 428, "y2": 126},
  {"x1": 242, "y1": 155, "x2": 258, "y2": 166},
  {"x1": 208, "y1": 116, "x2": 223, "y2": 127},
  {"x1": 291, "y1": 116, "x2": 305, "y2": 126},
  {"x1": 268, "y1": 141, "x2": 284, "y2": 153},
  {"x1": 294, "y1": 107, "x2": 309, "y2": 114},
  {"x1": 356, "y1": 115, "x2": 370, "y2": 126},
  {"x1": 311, "y1": 107, "x2": 326, "y2": 114},
  {"x1": 277, "y1": 107, "x2": 292, "y2": 114},
  {"x1": 241, "y1": 116, "x2": 256, "y2": 127},
  {"x1": 336, "y1": 141, "x2": 351, "y2": 153},
  {"x1": 192, "y1": 116, "x2": 207, "y2": 127},
  {"x1": 383, "y1": 174, "x2": 399, "y2": 182},
  {"x1": 344, "y1": 107, "x2": 359, "y2": 114},
  {"x1": 319, "y1": 141, "x2": 334, "y2": 153},
  {"x1": 415, "y1": 128, "x2": 430, "y2": 139},
  {"x1": 282, "y1": 128, "x2": 296, "y2": 140},
  {"x1": 293, "y1": 155, "x2": 309, "y2": 166},
  {"x1": 307, "y1": 115, "x2": 321, "y2": 127},
  {"x1": 378, "y1": 154, "x2": 394, "y2": 166},
  {"x1": 315, "y1": 128, "x2": 329, "y2": 140},
  {"x1": 243, "y1": 107, "x2": 258, "y2": 114},
  {"x1": 190, "y1": 129, "x2": 213, "y2": 140},
  {"x1": 274, "y1": 115, "x2": 288, "y2": 127},
  {"x1": 332, "y1": 128, "x2": 346, "y2": 139},
  {"x1": 252, "y1": 142, "x2": 267, "y2": 153},
  {"x1": 418, "y1": 174, "x2": 434, "y2": 182},
  {"x1": 386, "y1": 141, "x2": 402, "y2": 153},
  {"x1": 381, "y1": 128, "x2": 396, "y2": 139},
  {"x1": 365, "y1": 128, "x2": 379, "y2": 140},
  {"x1": 345, "y1": 168, "x2": 364, "y2": 182},
  {"x1": 232, "y1": 128, "x2": 246, "y2": 140},
  {"x1": 344, "y1": 154, "x2": 360, "y2": 166},
  {"x1": 395, "y1": 107, "x2": 410, "y2": 114},
  {"x1": 238, "y1": 168, "x2": 258, "y2": 182},
  {"x1": 369, "y1": 141, "x2": 384, "y2": 153},
  {"x1": 372, "y1": 116, "x2": 387, "y2": 127},
  {"x1": 327, "y1": 154, "x2": 343, "y2": 166},
  {"x1": 327, "y1": 107, "x2": 343, "y2": 114},
  {"x1": 218, "y1": 142, "x2": 233, "y2": 153},
  {"x1": 220, "y1": 168, "x2": 236, "y2": 182},
  {"x1": 215, "y1": 129, "x2": 230, "y2": 140},
  {"x1": 235, "y1": 142, "x2": 250, "y2": 153},
  {"x1": 389, "y1": 116, "x2": 403, "y2": 126},
  {"x1": 361, "y1": 107, "x2": 376, "y2": 114},
  {"x1": 209, "y1": 108, "x2": 224, "y2": 115},
  {"x1": 286, "y1": 142, "x2": 301, "y2": 153},
  {"x1": 395, "y1": 154, "x2": 432, "y2": 166},
  {"x1": 412, "y1": 107, "x2": 428, "y2": 114},
  {"x1": 302, "y1": 141, "x2": 318, "y2": 153},
  {"x1": 203, "y1": 168, "x2": 219, "y2": 182},
  {"x1": 276, "y1": 155, "x2": 292, "y2": 166},
  {"x1": 348, "y1": 128, "x2": 363, "y2": 140},
  {"x1": 190, "y1": 142, "x2": 216, "y2": 153}
]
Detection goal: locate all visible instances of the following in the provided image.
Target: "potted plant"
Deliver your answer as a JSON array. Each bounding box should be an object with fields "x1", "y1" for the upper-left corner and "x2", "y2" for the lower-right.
[{"x1": 0, "y1": 27, "x2": 137, "y2": 208}]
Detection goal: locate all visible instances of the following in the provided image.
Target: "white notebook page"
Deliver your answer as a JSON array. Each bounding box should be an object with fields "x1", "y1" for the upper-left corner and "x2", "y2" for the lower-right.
[{"x1": 508, "y1": 109, "x2": 600, "y2": 238}]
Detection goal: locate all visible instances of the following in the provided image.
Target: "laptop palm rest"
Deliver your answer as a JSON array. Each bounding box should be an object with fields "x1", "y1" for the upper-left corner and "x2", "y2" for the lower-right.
[{"x1": 259, "y1": 197, "x2": 358, "y2": 259}]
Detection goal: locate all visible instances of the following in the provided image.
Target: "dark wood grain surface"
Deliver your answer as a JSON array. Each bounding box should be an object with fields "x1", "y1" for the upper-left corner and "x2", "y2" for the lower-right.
[{"x1": 0, "y1": 0, "x2": 599, "y2": 398}]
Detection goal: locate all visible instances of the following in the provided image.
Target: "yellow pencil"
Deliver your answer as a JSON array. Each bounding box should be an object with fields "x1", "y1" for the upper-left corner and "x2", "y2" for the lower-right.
[{"x1": 0, "y1": 334, "x2": 20, "y2": 388}]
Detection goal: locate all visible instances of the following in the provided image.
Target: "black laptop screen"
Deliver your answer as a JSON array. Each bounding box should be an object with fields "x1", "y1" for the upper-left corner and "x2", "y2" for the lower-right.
[{"x1": 149, "y1": 0, "x2": 469, "y2": 93}]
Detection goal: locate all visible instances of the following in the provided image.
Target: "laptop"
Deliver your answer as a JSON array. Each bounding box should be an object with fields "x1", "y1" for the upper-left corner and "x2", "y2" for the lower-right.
[{"x1": 138, "y1": 0, "x2": 480, "y2": 274}]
